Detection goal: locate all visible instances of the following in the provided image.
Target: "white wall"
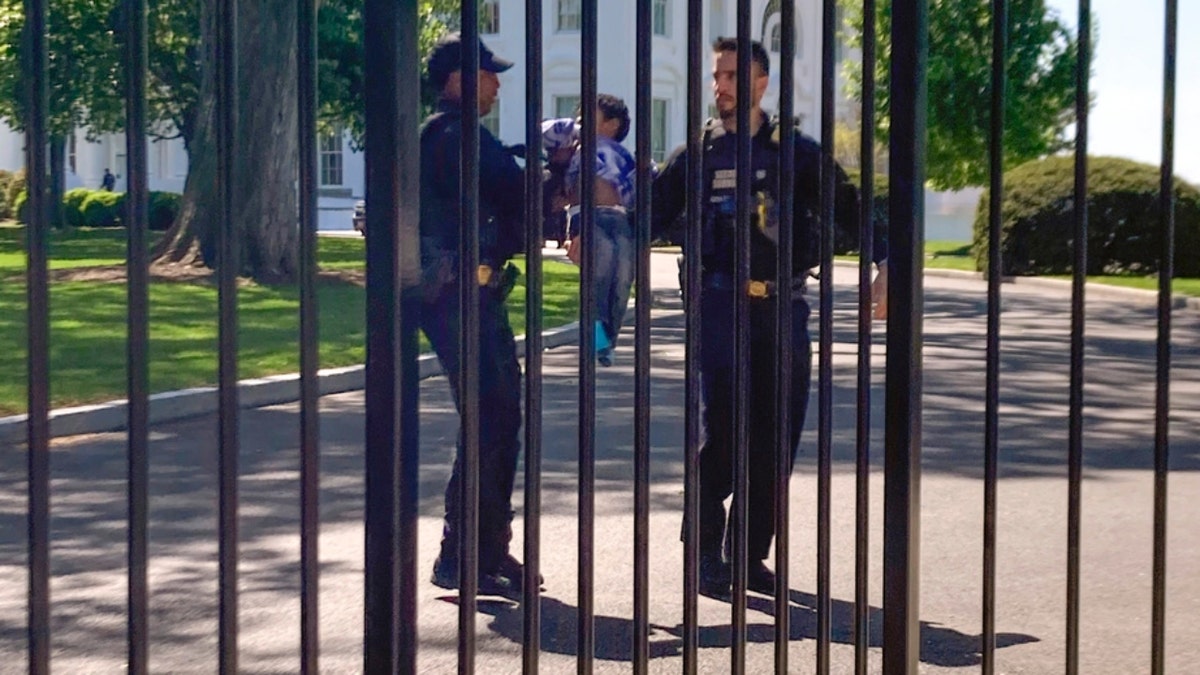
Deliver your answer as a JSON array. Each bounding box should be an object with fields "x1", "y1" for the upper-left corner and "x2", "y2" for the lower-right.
[
  {"x1": 484, "y1": 0, "x2": 825, "y2": 156},
  {"x1": 483, "y1": 0, "x2": 695, "y2": 158}
]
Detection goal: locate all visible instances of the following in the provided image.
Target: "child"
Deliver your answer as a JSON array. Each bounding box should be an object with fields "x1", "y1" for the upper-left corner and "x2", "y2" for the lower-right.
[{"x1": 541, "y1": 94, "x2": 638, "y2": 366}]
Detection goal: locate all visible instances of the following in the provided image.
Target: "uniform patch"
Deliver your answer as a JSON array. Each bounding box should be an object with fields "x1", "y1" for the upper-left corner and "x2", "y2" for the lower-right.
[{"x1": 711, "y1": 169, "x2": 736, "y2": 191}]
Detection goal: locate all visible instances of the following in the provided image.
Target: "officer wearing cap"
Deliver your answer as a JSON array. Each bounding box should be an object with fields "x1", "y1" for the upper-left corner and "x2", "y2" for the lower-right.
[
  {"x1": 419, "y1": 33, "x2": 530, "y2": 598},
  {"x1": 652, "y1": 38, "x2": 887, "y2": 598}
]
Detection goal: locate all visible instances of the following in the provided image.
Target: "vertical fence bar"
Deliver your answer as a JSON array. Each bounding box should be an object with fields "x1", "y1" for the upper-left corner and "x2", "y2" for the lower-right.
[
  {"x1": 577, "y1": 0, "x2": 598, "y2": 669},
  {"x1": 362, "y1": 0, "x2": 419, "y2": 669},
  {"x1": 730, "y1": 2, "x2": 752, "y2": 672},
  {"x1": 394, "y1": 1, "x2": 422, "y2": 665},
  {"x1": 296, "y1": 0, "x2": 320, "y2": 669},
  {"x1": 1065, "y1": 1, "x2": 1090, "y2": 672},
  {"x1": 523, "y1": 0, "x2": 545, "y2": 668},
  {"x1": 854, "y1": 0, "x2": 877, "y2": 671},
  {"x1": 817, "y1": 0, "x2": 837, "y2": 670},
  {"x1": 682, "y1": 0, "x2": 704, "y2": 670},
  {"x1": 882, "y1": 0, "x2": 926, "y2": 671},
  {"x1": 1151, "y1": 1, "x2": 1177, "y2": 672},
  {"x1": 775, "y1": 0, "x2": 797, "y2": 668},
  {"x1": 123, "y1": 0, "x2": 150, "y2": 667},
  {"x1": 22, "y1": 0, "x2": 50, "y2": 668},
  {"x1": 981, "y1": 1, "x2": 1007, "y2": 673},
  {"x1": 633, "y1": 0, "x2": 653, "y2": 670},
  {"x1": 458, "y1": 2, "x2": 482, "y2": 670},
  {"x1": 215, "y1": 0, "x2": 240, "y2": 669}
]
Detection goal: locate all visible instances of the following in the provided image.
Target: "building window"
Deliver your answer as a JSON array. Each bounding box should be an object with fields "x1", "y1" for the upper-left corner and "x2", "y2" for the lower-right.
[
  {"x1": 553, "y1": 95, "x2": 580, "y2": 119},
  {"x1": 652, "y1": 0, "x2": 669, "y2": 36},
  {"x1": 67, "y1": 134, "x2": 76, "y2": 174},
  {"x1": 481, "y1": 1, "x2": 500, "y2": 34},
  {"x1": 651, "y1": 99, "x2": 668, "y2": 163},
  {"x1": 481, "y1": 104, "x2": 500, "y2": 136},
  {"x1": 557, "y1": 0, "x2": 580, "y2": 31},
  {"x1": 320, "y1": 129, "x2": 344, "y2": 186},
  {"x1": 761, "y1": 3, "x2": 800, "y2": 58}
]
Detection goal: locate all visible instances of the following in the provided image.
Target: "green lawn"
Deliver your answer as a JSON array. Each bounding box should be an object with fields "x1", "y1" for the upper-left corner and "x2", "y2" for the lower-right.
[
  {"x1": 0, "y1": 226, "x2": 581, "y2": 416},
  {"x1": 0, "y1": 225, "x2": 152, "y2": 270},
  {"x1": 834, "y1": 239, "x2": 978, "y2": 271},
  {"x1": 919, "y1": 240, "x2": 1200, "y2": 296},
  {"x1": 923, "y1": 240, "x2": 978, "y2": 271}
]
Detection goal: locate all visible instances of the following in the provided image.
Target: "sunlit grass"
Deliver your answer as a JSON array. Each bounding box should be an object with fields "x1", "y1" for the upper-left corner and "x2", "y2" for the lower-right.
[
  {"x1": 0, "y1": 227, "x2": 581, "y2": 416},
  {"x1": 923, "y1": 240, "x2": 977, "y2": 271},
  {"x1": 844, "y1": 239, "x2": 1199, "y2": 295},
  {"x1": 1044, "y1": 274, "x2": 1200, "y2": 297}
]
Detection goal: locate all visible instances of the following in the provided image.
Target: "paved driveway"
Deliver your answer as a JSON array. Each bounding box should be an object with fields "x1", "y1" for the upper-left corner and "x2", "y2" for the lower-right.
[{"x1": 0, "y1": 255, "x2": 1197, "y2": 673}]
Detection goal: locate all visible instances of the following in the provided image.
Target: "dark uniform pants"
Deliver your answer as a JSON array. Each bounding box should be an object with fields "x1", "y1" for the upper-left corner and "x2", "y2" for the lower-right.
[
  {"x1": 421, "y1": 279, "x2": 523, "y2": 572},
  {"x1": 698, "y1": 286, "x2": 812, "y2": 562}
]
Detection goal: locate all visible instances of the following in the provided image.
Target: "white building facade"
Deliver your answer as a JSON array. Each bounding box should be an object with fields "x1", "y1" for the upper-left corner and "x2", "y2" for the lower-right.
[
  {"x1": 0, "y1": 0, "x2": 838, "y2": 231},
  {"x1": 483, "y1": 0, "x2": 833, "y2": 162}
]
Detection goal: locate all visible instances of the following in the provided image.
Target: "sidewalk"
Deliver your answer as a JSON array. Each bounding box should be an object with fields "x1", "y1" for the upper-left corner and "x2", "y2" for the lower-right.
[{"x1": 0, "y1": 252, "x2": 1198, "y2": 672}]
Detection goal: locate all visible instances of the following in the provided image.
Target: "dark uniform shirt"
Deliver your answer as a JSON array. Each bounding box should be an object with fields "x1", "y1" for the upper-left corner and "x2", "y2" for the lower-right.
[
  {"x1": 651, "y1": 113, "x2": 882, "y2": 282},
  {"x1": 420, "y1": 100, "x2": 526, "y2": 264}
]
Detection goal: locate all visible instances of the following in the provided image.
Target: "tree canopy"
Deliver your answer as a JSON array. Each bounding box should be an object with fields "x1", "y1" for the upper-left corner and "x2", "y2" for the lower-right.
[
  {"x1": 0, "y1": 0, "x2": 460, "y2": 147},
  {"x1": 842, "y1": 0, "x2": 1084, "y2": 191},
  {"x1": 0, "y1": 0, "x2": 462, "y2": 278}
]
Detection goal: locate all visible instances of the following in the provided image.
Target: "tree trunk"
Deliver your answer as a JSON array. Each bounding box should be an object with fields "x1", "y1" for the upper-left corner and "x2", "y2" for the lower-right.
[
  {"x1": 48, "y1": 136, "x2": 65, "y2": 228},
  {"x1": 152, "y1": 0, "x2": 298, "y2": 282}
]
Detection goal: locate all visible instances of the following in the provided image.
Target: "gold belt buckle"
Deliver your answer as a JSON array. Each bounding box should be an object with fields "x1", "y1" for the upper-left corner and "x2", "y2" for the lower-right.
[
  {"x1": 476, "y1": 264, "x2": 493, "y2": 286},
  {"x1": 747, "y1": 280, "x2": 769, "y2": 299}
]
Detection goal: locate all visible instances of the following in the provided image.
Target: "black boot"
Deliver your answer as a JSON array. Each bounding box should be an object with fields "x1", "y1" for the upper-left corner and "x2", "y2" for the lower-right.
[
  {"x1": 747, "y1": 560, "x2": 777, "y2": 596},
  {"x1": 699, "y1": 553, "x2": 731, "y2": 599},
  {"x1": 431, "y1": 549, "x2": 524, "y2": 601},
  {"x1": 430, "y1": 557, "x2": 458, "y2": 590}
]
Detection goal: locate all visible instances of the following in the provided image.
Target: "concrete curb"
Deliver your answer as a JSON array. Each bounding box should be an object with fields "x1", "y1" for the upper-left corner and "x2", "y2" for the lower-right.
[{"x1": 0, "y1": 318, "x2": 589, "y2": 445}]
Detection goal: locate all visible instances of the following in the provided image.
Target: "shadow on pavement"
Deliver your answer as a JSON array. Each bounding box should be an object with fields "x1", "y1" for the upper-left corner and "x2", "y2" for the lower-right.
[{"x1": 450, "y1": 586, "x2": 1038, "y2": 667}]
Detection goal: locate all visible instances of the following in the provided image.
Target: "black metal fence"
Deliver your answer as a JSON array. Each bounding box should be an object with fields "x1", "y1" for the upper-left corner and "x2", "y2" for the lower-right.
[{"x1": 15, "y1": 0, "x2": 1183, "y2": 672}]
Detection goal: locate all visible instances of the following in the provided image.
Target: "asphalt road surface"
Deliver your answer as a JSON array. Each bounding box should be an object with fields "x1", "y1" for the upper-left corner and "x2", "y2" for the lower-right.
[{"x1": 1, "y1": 255, "x2": 1197, "y2": 673}]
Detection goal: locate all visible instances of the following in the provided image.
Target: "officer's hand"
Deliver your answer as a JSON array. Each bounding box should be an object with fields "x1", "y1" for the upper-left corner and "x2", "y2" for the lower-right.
[
  {"x1": 871, "y1": 260, "x2": 888, "y2": 321},
  {"x1": 565, "y1": 238, "x2": 582, "y2": 266}
]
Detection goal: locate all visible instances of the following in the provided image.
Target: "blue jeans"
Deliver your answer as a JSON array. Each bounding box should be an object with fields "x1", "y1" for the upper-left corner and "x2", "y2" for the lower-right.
[{"x1": 587, "y1": 206, "x2": 635, "y2": 354}]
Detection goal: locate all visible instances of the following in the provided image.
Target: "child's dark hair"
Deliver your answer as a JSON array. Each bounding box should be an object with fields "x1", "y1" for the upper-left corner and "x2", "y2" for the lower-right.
[
  {"x1": 711, "y1": 37, "x2": 770, "y2": 77},
  {"x1": 597, "y1": 93, "x2": 631, "y2": 142}
]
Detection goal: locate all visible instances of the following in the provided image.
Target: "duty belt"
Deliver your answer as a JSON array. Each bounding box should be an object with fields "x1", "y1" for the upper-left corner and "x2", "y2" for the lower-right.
[{"x1": 702, "y1": 271, "x2": 806, "y2": 299}]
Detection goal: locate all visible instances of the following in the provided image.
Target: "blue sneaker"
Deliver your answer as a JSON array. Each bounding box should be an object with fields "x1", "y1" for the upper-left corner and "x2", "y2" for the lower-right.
[{"x1": 593, "y1": 321, "x2": 611, "y2": 353}]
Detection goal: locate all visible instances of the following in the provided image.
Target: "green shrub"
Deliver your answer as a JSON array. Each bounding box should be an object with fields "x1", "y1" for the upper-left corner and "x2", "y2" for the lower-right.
[
  {"x1": 13, "y1": 189, "x2": 27, "y2": 223},
  {"x1": 0, "y1": 169, "x2": 12, "y2": 219},
  {"x1": 6, "y1": 168, "x2": 24, "y2": 215},
  {"x1": 62, "y1": 188, "x2": 93, "y2": 227},
  {"x1": 148, "y1": 191, "x2": 181, "y2": 231},
  {"x1": 840, "y1": 169, "x2": 890, "y2": 257},
  {"x1": 80, "y1": 190, "x2": 126, "y2": 228},
  {"x1": 974, "y1": 156, "x2": 1200, "y2": 277}
]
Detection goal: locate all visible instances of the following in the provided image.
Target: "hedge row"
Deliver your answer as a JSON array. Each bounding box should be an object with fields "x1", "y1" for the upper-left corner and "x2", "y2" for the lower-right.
[
  {"x1": 973, "y1": 156, "x2": 1200, "y2": 277},
  {"x1": 14, "y1": 188, "x2": 181, "y2": 231},
  {"x1": 0, "y1": 168, "x2": 24, "y2": 219}
]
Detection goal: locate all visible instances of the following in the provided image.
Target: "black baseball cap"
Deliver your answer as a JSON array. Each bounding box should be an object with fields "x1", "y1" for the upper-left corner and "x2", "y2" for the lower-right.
[{"x1": 426, "y1": 33, "x2": 514, "y2": 89}]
